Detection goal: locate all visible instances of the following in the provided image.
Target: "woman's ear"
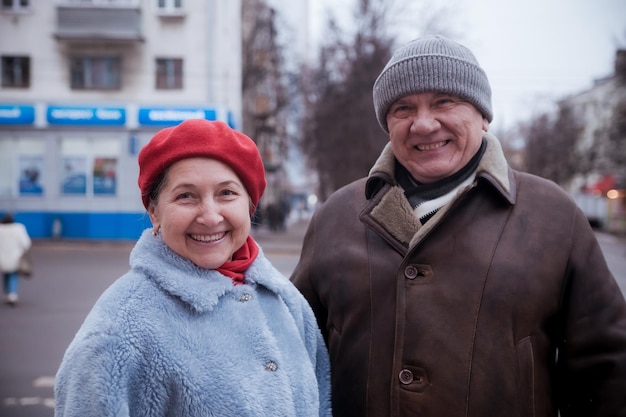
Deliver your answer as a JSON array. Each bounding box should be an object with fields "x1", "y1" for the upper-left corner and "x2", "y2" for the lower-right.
[
  {"x1": 148, "y1": 203, "x2": 159, "y2": 231},
  {"x1": 482, "y1": 118, "x2": 489, "y2": 132}
]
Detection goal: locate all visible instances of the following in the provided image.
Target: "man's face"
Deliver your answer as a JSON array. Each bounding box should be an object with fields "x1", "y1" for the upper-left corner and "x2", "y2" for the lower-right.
[{"x1": 386, "y1": 92, "x2": 489, "y2": 183}]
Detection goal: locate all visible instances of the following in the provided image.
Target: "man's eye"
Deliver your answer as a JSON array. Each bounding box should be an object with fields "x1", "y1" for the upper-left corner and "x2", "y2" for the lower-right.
[
  {"x1": 390, "y1": 105, "x2": 411, "y2": 117},
  {"x1": 434, "y1": 97, "x2": 455, "y2": 106}
]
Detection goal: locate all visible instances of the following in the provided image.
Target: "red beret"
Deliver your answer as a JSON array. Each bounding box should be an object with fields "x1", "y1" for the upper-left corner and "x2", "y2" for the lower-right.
[{"x1": 138, "y1": 119, "x2": 266, "y2": 211}]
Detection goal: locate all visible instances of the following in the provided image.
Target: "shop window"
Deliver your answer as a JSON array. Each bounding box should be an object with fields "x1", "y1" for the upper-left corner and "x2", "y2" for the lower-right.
[
  {"x1": 60, "y1": 138, "x2": 119, "y2": 196},
  {"x1": 70, "y1": 56, "x2": 121, "y2": 90},
  {"x1": 16, "y1": 139, "x2": 46, "y2": 196},
  {"x1": 93, "y1": 157, "x2": 117, "y2": 195},
  {"x1": 156, "y1": 58, "x2": 183, "y2": 89},
  {"x1": 0, "y1": 140, "x2": 12, "y2": 196},
  {"x1": 1, "y1": 56, "x2": 30, "y2": 88},
  {"x1": 157, "y1": 0, "x2": 182, "y2": 12},
  {"x1": 1, "y1": 0, "x2": 29, "y2": 12}
]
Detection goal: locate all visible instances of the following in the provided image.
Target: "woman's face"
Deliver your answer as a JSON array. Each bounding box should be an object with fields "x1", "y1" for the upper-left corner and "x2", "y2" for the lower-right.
[{"x1": 148, "y1": 157, "x2": 251, "y2": 269}]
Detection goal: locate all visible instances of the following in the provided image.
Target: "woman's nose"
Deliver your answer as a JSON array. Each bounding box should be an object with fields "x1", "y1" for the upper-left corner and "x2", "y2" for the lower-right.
[{"x1": 196, "y1": 201, "x2": 223, "y2": 224}]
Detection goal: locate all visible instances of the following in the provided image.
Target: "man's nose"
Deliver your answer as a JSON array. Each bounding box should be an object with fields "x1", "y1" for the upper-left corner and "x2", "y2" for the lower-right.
[{"x1": 410, "y1": 110, "x2": 440, "y2": 134}]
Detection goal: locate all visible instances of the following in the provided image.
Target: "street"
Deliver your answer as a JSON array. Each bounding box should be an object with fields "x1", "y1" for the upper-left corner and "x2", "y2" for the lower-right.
[{"x1": 1, "y1": 224, "x2": 625, "y2": 417}]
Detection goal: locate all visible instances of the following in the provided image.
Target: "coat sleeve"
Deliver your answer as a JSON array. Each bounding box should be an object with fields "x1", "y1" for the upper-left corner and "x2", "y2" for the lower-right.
[
  {"x1": 299, "y1": 293, "x2": 332, "y2": 417},
  {"x1": 17, "y1": 223, "x2": 31, "y2": 252},
  {"x1": 55, "y1": 331, "x2": 134, "y2": 417},
  {"x1": 290, "y1": 210, "x2": 329, "y2": 344},
  {"x1": 557, "y1": 208, "x2": 626, "y2": 416}
]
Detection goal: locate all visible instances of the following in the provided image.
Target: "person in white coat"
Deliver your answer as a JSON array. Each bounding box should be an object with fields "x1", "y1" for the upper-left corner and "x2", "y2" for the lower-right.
[{"x1": 0, "y1": 213, "x2": 32, "y2": 306}]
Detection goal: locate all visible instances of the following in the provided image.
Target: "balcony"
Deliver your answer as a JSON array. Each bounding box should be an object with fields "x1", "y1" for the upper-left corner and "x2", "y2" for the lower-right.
[{"x1": 54, "y1": 1, "x2": 142, "y2": 42}]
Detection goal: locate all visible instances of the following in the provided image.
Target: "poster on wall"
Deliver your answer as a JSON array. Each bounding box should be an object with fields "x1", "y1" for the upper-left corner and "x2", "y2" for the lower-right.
[
  {"x1": 61, "y1": 156, "x2": 87, "y2": 195},
  {"x1": 93, "y1": 157, "x2": 117, "y2": 195},
  {"x1": 18, "y1": 156, "x2": 44, "y2": 195}
]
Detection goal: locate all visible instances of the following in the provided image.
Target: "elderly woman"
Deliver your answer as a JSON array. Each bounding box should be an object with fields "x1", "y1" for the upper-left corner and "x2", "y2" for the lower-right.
[{"x1": 54, "y1": 120, "x2": 331, "y2": 417}]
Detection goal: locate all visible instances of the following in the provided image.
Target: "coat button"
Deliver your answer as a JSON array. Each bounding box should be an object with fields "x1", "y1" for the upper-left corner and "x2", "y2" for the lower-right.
[
  {"x1": 239, "y1": 293, "x2": 252, "y2": 302},
  {"x1": 399, "y1": 369, "x2": 414, "y2": 384},
  {"x1": 264, "y1": 360, "x2": 278, "y2": 372},
  {"x1": 404, "y1": 265, "x2": 419, "y2": 279}
]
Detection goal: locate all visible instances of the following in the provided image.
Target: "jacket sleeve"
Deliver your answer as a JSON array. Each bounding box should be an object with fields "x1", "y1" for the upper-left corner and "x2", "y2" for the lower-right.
[{"x1": 557, "y1": 208, "x2": 626, "y2": 416}]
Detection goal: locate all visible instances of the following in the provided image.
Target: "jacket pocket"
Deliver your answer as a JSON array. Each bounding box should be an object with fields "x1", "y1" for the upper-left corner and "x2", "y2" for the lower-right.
[{"x1": 516, "y1": 336, "x2": 536, "y2": 417}]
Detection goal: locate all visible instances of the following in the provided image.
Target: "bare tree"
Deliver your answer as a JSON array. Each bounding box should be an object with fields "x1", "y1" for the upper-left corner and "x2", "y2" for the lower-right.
[
  {"x1": 300, "y1": 24, "x2": 393, "y2": 200},
  {"x1": 520, "y1": 103, "x2": 585, "y2": 186},
  {"x1": 242, "y1": 0, "x2": 299, "y2": 228},
  {"x1": 241, "y1": 0, "x2": 290, "y2": 171},
  {"x1": 607, "y1": 98, "x2": 626, "y2": 188},
  {"x1": 299, "y1": 0, "x2": 457, "y2": 201},
  {"x1": 606, "y1": 50, "x2": 626, "y2": 188}
]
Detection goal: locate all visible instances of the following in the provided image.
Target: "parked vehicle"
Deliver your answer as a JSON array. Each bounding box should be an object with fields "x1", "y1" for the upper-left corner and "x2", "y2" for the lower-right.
[{"x1": 572, "y1": 192, "x2": 608, "y2": 229}]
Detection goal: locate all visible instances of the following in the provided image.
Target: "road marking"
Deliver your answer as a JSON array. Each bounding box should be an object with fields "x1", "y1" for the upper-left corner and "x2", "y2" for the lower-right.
[
  {"x1": 2, "y1": 397, "x2": 55, "y2": 408},
  {"x1": 1, "y1": 377, "x2": 57, "y2": 409},
  {"x1": 33, "y1": 376, "x2": 55, "y2": 388}
]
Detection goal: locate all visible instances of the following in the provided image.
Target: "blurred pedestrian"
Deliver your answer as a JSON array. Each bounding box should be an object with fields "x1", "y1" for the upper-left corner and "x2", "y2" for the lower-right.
[
  {"x1": 55, "y1": 119, "x2": 331, "y2": 416},
  {"x1": 0, "y1": 213, "x2": 32, "y2": 306},
  {"x1": 291, "y1": 35, "x2": 626, "y2": 416}
]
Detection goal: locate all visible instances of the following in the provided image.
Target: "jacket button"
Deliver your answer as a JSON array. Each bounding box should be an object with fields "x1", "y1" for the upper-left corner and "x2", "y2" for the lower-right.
[
  {"x1": 399, "y1": 369, "x2": 414, "y2": 384},
  {"x1": 239, "y1": 293, "x2": 252, "y2": 302},
  {"x1": 404, "y1": 265, "x2": 419, "y2": 279}
]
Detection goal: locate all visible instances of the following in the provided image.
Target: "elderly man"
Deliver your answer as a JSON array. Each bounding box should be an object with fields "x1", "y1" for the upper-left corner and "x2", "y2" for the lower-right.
[{"x1": 291, "y1": 35, "x2": 626, "y2": 417}]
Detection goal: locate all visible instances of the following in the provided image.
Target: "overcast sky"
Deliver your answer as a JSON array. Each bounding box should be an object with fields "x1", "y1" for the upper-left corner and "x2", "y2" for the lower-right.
[
  {"x1": 460, "y1": 0, "x2": 626, "y2": 130},
  {"x1": 310, "y1": 0, "x2": 626, "y2": 131}
]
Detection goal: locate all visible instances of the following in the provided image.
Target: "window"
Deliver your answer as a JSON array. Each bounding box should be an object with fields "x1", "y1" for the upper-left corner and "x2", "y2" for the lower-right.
[
  {"x1": 156, "y1": 58, "x2": 183, "y2": 89},
  {"x1": 60, "y1": 138, "x2": 120, "y2": 196},
  {"x1": 157, "y1": 0, "x2": 182, "y2": 11},
  {"x1": 1, "y1": 0, "x2": 29, "y2": 12},
  {"x1": 70, "y1": 56, "x2": 121, "y2": 90},
  {"x1": 1, "y1": 56, "x2": 30, "y2": 87}
]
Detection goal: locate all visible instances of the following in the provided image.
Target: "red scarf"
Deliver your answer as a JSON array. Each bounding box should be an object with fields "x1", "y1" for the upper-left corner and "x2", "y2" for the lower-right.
[{"x1": 216, "y1": 236, "x2": 259, "y2": 285}]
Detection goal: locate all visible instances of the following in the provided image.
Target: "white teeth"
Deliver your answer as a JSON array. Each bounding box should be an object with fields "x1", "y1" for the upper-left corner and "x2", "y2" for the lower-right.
[
  {"x1": 417, "y1": 140, "x2": 447, "y2": 151},
  {"x1": 191, "y1": 233, "x2": 224, "y2": 242}
]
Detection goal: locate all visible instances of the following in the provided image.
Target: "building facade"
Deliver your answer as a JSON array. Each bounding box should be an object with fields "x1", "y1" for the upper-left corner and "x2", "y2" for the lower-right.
[
  {"x1": 0, "y1": 0, "x2": 242, "y2": 239},
  {"x1": 561, "y1": 49, "x2": 626, "y2": 233}
]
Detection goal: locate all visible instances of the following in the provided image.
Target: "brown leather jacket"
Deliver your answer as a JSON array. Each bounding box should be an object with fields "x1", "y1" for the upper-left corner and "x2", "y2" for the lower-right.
[{"x1": 291, "y1": 134, "x2": 626, "y2": 417}]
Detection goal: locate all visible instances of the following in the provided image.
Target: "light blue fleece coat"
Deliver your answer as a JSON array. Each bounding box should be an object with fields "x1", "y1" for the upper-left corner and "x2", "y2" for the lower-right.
[{"x1": 55, "y1": 230, "x2": 331, "y2": 417}]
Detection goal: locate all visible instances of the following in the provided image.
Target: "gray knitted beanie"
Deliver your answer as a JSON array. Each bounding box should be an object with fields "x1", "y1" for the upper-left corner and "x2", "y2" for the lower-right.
[{"x1": 373, "y1": 35, "x2": 493, "y2": 133}]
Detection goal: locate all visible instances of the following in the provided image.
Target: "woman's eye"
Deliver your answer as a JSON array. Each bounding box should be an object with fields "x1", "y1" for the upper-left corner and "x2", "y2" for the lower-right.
[
  {"x1": 176, "y1": 192, "x2": 193, "y2": 200},
  {"x1": 220, "y1": 189, "x2": 236, "y2": 196}
]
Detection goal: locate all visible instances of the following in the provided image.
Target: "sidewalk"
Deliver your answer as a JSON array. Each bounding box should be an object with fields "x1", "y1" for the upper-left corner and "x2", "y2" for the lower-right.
[{"x1": 251, "y1": 217, "x2": 310, "y2": 255}]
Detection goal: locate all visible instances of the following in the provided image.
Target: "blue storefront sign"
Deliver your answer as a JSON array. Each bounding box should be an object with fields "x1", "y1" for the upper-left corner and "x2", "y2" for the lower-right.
[
  {"x1": 0, "y1": 104, "x2": 35, "y2": 125},
  {"x1": 47, "y1": 105, "x2": 126, "y2": 126},
  {"x1": 138, "y1": 106, "x2": 217, "y2": 126}
]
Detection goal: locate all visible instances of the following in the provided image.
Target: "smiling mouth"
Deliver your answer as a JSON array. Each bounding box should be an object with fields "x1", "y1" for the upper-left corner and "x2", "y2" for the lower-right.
[
  {"x1": 416, "y1": 140, "x2": 449, "y2": 151},
  {"x1": 190, "y1": 232, "x2": 226, "y2": 243}
]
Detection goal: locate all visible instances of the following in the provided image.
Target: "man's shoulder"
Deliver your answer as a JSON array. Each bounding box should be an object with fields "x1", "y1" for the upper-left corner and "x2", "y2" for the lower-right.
[
  {"x1": 511, "y1": 170, "x2": 578, "y2": 210},
  {"x1": 322, "y1": 177, "x2": 369, "y2": 206}
]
